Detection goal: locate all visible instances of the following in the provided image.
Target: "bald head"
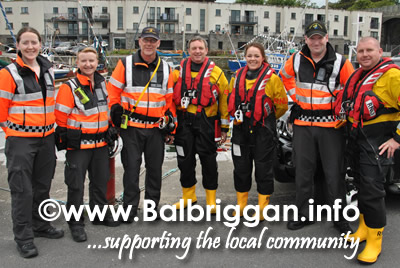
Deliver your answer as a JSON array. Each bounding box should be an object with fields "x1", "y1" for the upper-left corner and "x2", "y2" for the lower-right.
[{"x1": 356, "y1": 36, "x2": 383, "y2": 71}]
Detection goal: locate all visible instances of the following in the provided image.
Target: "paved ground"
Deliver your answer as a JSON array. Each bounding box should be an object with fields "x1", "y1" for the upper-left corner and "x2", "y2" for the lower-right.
[{"x1": 1, "y1": 147, "x2": 400, "y2": 267}]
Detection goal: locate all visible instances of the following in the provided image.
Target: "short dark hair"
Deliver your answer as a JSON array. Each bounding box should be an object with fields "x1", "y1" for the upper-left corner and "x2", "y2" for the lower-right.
[
  {"x1": 16, "y1": 27, "x2": 41, "y2": 43},
  {"x1": 244, "y1": 42, "x2": 268, "y2": 63},
  {"x1": 188, "y1": 36, "x2": 208, "y2": 49}
]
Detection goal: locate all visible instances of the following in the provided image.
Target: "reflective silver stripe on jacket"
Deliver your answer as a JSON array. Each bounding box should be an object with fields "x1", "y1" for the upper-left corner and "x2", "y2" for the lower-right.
[
  {"x1": 67, "y1": 80, "x2": 109, "y2": 118},
  {"x1": 296, "y1": 94, "x2": 334, "y2": 105},
  {"x1": 0, "y1": 90, "x2": 13, "y2": 100},
  {"x1": 281, "y1": 66, "x2": 293, "y2": 79},
  {"x1": 7, "y1": 64, "x2": 25, "y2": 94},
  {"x1": 66, "y1": 119, "x2": 109, "y2": 129},
  {"x1": 121, "y1": 96, "x2": 166, "y2": 108},
  {"x1": 8, "y1": 106, "x2": 55, "y2": 114},
  {"x1": 109, "y1": 76, "x2": 125, "y2": 90}
]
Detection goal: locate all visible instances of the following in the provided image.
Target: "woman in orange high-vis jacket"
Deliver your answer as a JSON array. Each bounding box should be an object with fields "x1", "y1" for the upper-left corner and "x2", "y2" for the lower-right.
[
  {"x1": 0, "y1": 27, "x2": 64, "y2": 259},
  {"x1": 55, "y1": 47, "x2": 119, "y2": 243}
]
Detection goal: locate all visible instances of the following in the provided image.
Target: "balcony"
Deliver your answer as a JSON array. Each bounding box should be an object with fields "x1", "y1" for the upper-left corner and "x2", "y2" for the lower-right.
[
  {"x1": 54, "y1": 28, "x2": 109, "y2": 37},
  {"x1": 229, "y1": 16, "x2": 258, "y2": 25},
  {"x1": 147, "y1": 13, "x2": 179, "y2": 23},
  {"x1": 44, "y1": 13, "x2": 110, "y2": 22}
]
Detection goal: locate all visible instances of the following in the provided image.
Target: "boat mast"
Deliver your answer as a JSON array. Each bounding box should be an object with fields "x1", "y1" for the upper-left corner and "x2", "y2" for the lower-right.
[{"x1": 0, "y1": 1, "x2": 16, "y2": 44}]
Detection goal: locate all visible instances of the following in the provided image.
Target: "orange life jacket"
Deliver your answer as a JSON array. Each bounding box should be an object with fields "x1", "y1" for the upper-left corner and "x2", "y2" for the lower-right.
[
  {"x1": 228, "y1": 62, "x2": 275, "y2": 125},
  {"x1": 173, "y1": 57, "x2": 219, "y2": 112}
]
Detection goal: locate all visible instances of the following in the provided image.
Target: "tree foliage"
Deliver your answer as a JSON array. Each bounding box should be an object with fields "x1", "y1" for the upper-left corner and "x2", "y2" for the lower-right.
[
  {"x1": 236, "y1": 0, "x2": 265, "y2": 4},
  {"x1": 329, "y1": 0, "x2": 398, "y2": 10}
]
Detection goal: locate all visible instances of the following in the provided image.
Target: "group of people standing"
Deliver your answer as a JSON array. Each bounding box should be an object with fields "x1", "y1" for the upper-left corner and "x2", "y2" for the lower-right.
[{"x1": 1, "y1": 20, "x2": 399, "y2": 265}]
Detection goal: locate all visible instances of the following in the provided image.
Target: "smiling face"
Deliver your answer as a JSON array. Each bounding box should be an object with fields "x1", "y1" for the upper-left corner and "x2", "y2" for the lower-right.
[
  {"x1": 76, "y1": 49, "x2": 98, "y2": 78},
  {"x1": 188, "y1": 40, "x2": 208, "y2": 64},
  {"x1": 139, "y1": 37, "x2": 160, "y2": 59},
  {"x1": 16, "y1": 32, "x2": 41, "y2": 63},
  {"x1": 305, "y1": 34, "x2": 328, "y2": 59},
  {"x1": 245, "y1": 46, "x2": 264, "y2": 70},
  {"x1": 356, "y1": 37, "x2": 382, "y2": 71}
]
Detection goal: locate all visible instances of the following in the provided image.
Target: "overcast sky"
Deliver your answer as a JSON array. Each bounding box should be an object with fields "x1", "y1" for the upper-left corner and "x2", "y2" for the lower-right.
[{"x1": 215, "y1": 0, "x2": 339, "y2": 8}]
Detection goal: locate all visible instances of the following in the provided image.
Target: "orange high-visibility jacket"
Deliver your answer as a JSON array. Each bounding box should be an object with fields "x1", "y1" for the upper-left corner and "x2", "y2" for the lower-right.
[
  {"x1": 0, "y1": 55, "x2": 56, "y2": 138},
  {"x1": 107, "y1": 52, "x2": 176, "y2": 129},
  {"x1": 280, "y1": 43, "x2": 354, "y2": 127},
  {"x1": 55, "y1": 71, "x2": 109, "y2": 149}
]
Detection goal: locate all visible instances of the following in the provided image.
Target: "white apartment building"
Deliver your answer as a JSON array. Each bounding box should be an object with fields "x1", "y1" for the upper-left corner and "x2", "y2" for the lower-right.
[{"x1": 0, "y1": 0, "x2": 382, "y2": 54}]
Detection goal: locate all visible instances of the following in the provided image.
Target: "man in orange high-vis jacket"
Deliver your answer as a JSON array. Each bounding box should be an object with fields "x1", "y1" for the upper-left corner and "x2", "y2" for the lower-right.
[
  {"x1": 107, "y1": 27, "x2": 176, "y2": 223},
  {"x1": 280, "y1": 20, "x2": 354, "y2": 234},
  {"x1": 55, "y1": 47, "x2": 120, "y2": 243}
]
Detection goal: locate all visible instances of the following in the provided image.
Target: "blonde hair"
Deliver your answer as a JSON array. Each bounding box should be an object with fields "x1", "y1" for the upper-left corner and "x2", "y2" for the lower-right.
[{"x1": 76, "y1": 47, "x2": 98, "y2": 60}]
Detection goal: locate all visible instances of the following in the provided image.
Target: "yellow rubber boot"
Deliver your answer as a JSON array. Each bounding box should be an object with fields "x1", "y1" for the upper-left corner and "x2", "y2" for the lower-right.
[
  {"x1": 205, "y1": 189, "x2": 217, "y2": 214},
  {"x1": 357, "y1": 227, "x2": 384, "y2": 264},
  {"x1": 233, "y1": 192, "x2": 248, "y2": 217},
  {"x1": 173, "y1": 185, "x2": 197, "y2": 210},
  {"x1": 258, "y1": 194, "x2": 270, "y2": 221},
  {"x1": 347, "y1": 214, "x2": 367, "y2": 243}
]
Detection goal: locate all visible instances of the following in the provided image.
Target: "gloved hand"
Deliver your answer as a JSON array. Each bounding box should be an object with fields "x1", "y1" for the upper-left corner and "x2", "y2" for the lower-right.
[
  {"x1": 289, "y1": 103, "x2": 301, "y2": 124},
  {"x1": 55, "y1": 126, "x2": 67, "y2": 151},
  {"x1": 105, "y1": 125, "x2": 119, "y2": 145},
  {"x1": 110, "y1": 104, "x2": 123, "y2": 127}
]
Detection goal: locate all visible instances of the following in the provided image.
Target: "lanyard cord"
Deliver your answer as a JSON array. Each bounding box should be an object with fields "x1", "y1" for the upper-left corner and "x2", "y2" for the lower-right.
[{"x1": 130, "y1": 57, "x2": 161, "y2": 113}]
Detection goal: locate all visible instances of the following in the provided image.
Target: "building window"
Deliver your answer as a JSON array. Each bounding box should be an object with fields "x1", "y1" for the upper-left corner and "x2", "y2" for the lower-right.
[
  {"x1": 186, "y1": 24, "x2": 191, "y2": 31},
  {"x1": 291, "y1": 13, "x2": 296, "y2": 20},
  {"x1": 344, "y1": 16, "x2": 348, "y2": 37},
  {"x1": 216, "y1": 9, "x2": 221, "y2": 17},
  {"x1": 218, "y1": 41, "x2": 223, "y2": 50},
  {"x1": 244, "y1": 26, "x2": 253, "y2": 35},
  {"x1": 290, "y1": 27, "x2": 295, "y2": 34},
  {"x1": 102, "y1": 22, "x2": 108, "y2": 29},
  {"x1": 5, "y1": 7, "x2": 12, "y2": 14},
  {"x1": 359, "y1": 16, "x2": 363, "y2": 22},
  {"x1": 53, "y1": 7, "x2": 58, "y2": 14},
  {"x1": 186, "y1": 8, "x2": 191, "y2": 16},
  {"x1": 133, "y1": 6, "x2": 139, "y2": 14},
  {"x1": 6, "y1": 23, "x2": 14, "y2": 30},
  {"x1": 358, "y1": 30, "x2": 362, "y2": 37},
  {"x1": 102, "y1": 7, "x2": 108, "y2": 14},
  {"x1": 264, "y1": 11, "x2": 269, "y2": 19},
  {"x1": 165, "y1": 23, "x2": 175, "y2": 33},
  {"x1": 200, "y1": 9, "x2": 205, "y2": 32},
  {"x1": 334, "y1": 29, "x2": 338, "y2": 36},
  {"x1": 317, "y1": 14, "x2": 325, "y2": 23},
  {"x1": 371, "y1": 31, "x2": 379, "y2": 39},
  {"x1": 68, "y1": 22, "x2": 78, "y2": 35},
  {"x1": 305, "y1": 14, "x2": 314, "y2": 27},
  {"x1": 216, "y1": 24, "x2": 221, "y2": 32},
  {"x1": 114, "y1": 38, "x2": 126, "y2": 49},
  {"x1": 117, "y1": 7, "x2": 123, "y2": 30},
  {"x1": 68, "y1": 8, "x2": 78, "y2": 19},
  {"x1": 371, "y1": 18, "x2": 379, "y2": 29},
  {"x1": 21, "y1": 7, "x2": 29, "y2": 14},
  {"x1": 22, "y1": 22, "x2": 29, "y2": 28},
  {"x1": 334, "y1": 15, "x2": 339, "y2": 22},
  {"x1": 264, "y1": 26, "x2": 269, "y2": 33},
  {"x1": 54, "y1": 22, "x2": 58, "y2": 29},
  {"x1": 276, "y1": 12, "x2": 281, "y2": 34},
  {"x1": 133, "y1": 23, "x2": 138, "y2": 30}
]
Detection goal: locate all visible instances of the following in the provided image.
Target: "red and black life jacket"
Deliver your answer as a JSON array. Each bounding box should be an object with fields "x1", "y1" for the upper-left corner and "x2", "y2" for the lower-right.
[
  {"x1": 173, "y1": 57, "x2": 219, "y2": 110},
  {"x1": 336, "y1": 58, "x2": 399, "y2": 128},
  {"x1": 228, "y1": 62, "x2": 275, "y2": 124}
]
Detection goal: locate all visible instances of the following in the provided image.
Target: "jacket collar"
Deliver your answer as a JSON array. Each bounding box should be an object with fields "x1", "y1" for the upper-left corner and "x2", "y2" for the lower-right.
[{"x1": 16, "y1": 52, "x2": 53, "y2": 72}]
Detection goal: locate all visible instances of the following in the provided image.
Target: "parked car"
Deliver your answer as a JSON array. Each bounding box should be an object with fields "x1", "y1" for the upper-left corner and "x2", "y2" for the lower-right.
[
  {"x1": 54, "y1": 42, "x2": 73, "y2": 55},
  {"x1": 273, "y1": 107, "x2": 400, "y2": 200}
]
